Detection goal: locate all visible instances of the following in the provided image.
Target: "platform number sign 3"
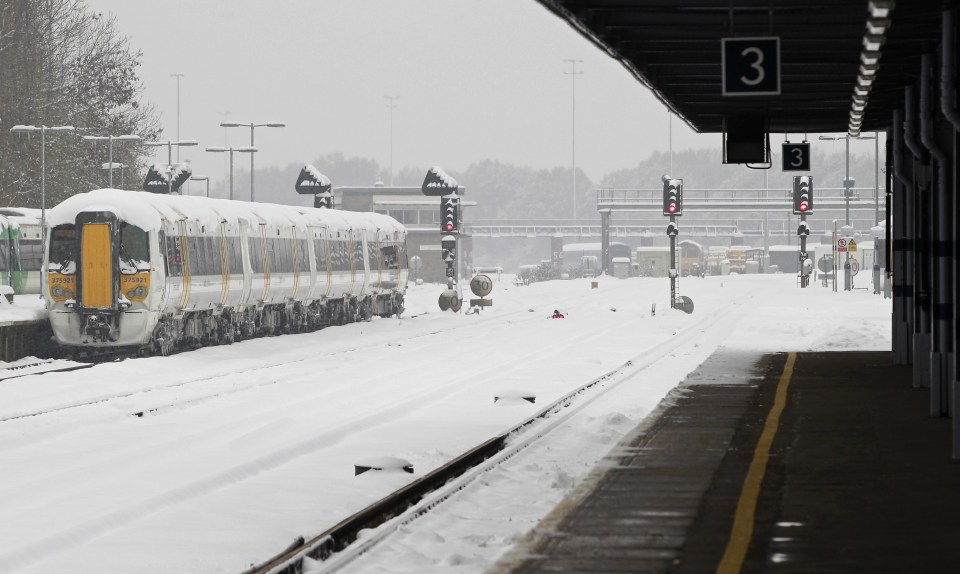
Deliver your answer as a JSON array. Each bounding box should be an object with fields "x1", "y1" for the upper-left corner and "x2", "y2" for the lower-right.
[
  {"x1": 782, "y1": 142, "x2": 811, "y2": 172},
  {"x1": 722, "y1": 37, "x2": 780, "y2": 96}
]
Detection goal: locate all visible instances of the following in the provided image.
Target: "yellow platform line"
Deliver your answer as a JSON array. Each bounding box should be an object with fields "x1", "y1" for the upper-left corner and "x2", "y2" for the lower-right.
[{"x1": 716, "y1": 351, "x2": 797, "y2": 574}]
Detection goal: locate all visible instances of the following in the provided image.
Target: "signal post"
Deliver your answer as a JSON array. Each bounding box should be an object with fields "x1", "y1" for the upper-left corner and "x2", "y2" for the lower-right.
[
  {"x1": 422, "y1": 167, "x2": 462, "y2": 312},
  {"x1": 793, "y1": 175, "x2": 813, "y2": 287},
  {"x1": 662, "y1": 176, "x2": 687, "y2": 311}
]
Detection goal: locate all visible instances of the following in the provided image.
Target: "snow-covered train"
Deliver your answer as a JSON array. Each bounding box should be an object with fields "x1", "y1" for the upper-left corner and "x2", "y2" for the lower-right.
[
  {"x1": 0, "y1": 207, "x2": 43, "y2": 294},
  {"x1": 43, "y1": 189, "x2": 408, "y2": 355}
]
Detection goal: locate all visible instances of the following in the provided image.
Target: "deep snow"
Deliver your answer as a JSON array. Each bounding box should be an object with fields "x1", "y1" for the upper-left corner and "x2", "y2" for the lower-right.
[{"x1": 0, "y1": 273, "x2": 890, "y2": 573}]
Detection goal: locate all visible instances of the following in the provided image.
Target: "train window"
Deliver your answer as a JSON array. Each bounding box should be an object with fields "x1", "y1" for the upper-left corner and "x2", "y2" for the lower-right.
[
  {"x1": 269, "y1": 239, "x2": 281, "y2": 273},
  {"x1": 336, "y1": 240, "x2": 347, "y2": 272},
  {"x1": 322, "y1": 239, "x2": 330, "y2": 272},
  {"x1": 294, "y1": 239, "x2": 307, "y2": 272},
  {"x1": 229, "y1": 236, "x2": 241, "y2": 273},
  {"x1": 19, "y1": 240, "x2": 42, "y2": 272},
  {"x1": 188, "y1": 236, "x2": 208, "y2": 276},
  {"x1": 165, "y1": 235, "x2": 183, "y2": 277},
  {"x1": 250, "y1": 237, "x2": 264, "y2": 274},
  {"x1": 354, "y1": 238, "x2": 363, "y2": 269},
  {"x1": 368, "y1": 240, "x2": 378, "y2": 269},
  {"x1": 281, "y1": 239, "x2": 294, "y2": 273},
  {"x1": 119, "y1": 223, "x2": 149, "y2": 274},
  {"x1": 381, "y1": 245, "x2": 398, "y2": 270},
  {"x1": 0, "y1": 239, "x2": 9, "y2": 272},
  {"x1": 187, "y1": 237, "x2": 199, "y2": 275},
  {"x1": 205, "y1": 237, "x2": 221, "y2": 276},
  {"x1": 330, "y1": 240, "x2": 340, "y2": 272},
  {"x1": 265, "y1": 238, "x2": 275, "y2": 273},
  {"x1": 49, "y1": 225, "x2": 77, "y2": 273},
  {"x1": 280, "y1": 239, "x2": 291, "y2": 273}
]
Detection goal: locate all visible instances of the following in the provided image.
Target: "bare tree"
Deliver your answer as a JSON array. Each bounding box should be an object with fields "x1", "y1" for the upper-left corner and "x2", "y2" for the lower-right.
[{"x1": 0, "y1": 0, "x2": 161, "y2": 207}]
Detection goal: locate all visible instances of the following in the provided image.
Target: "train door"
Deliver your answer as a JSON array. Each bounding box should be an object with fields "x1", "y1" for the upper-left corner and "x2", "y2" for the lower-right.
[
  {"x1": 257, "y1": 224, "x2": 270, "y2": 304},
  {"x1": 359, "y1": 232, "x2": 371, "y2": 296},
  {"x1": 373, "y1": 233, "x2": 384, "y2": 293},
  {"x1": 238, "y1": 220, "x2": 253, "y2": 305},
  {"x1": 322, "y1": 228, "x2": 333, "y2": 298},
  {"x1": 346, "y1": 229, "x2": 357, "y2": 297},
  {"x1": 175, "y1": 220, "x2": 191, "y2": 310},
  {"x1": 76, "y1": 212, "x2": 119, "y2": 310},
  {"x1": 290, "y1": 228, "x2": 302, "y2": 300},
  {"x1": 217, "y1": 222, "x2": 230, "y2": 307}
]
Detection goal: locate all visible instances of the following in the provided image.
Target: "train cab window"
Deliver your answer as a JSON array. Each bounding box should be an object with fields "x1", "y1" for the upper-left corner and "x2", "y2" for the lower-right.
[
  {"x1": 119, "y1": 223, "x2": 150, "y2": 274},
  {"x1": 49, "y1": 225, "x2": 77, "y2": 273}
]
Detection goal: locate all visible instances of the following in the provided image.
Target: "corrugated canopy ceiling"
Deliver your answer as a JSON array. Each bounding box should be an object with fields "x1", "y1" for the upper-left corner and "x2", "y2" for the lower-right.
[{"x1": 535, "y1": 0, "x2": 951, "y2": 134}]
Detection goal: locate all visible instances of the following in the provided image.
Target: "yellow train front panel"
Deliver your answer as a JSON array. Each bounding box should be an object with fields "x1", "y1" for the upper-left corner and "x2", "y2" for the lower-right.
[{"x1": 80, "y1": 223, "x2": 114, "y2": 308}]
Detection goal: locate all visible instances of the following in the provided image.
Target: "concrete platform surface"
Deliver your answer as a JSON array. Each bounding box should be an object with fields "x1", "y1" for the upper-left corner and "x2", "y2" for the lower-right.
[{"x1": 490, "y1": 350, "x2": 960, "y2": 574}]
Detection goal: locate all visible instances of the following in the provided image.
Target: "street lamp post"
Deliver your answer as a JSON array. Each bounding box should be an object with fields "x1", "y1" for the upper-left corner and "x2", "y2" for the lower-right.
[
  {"x1": 171, "y1": 73, "x2": 185, "y2": 161},
  {"x1": 190, "y1": 176, "x2": 210, "y2": 197},
  {"x1": 384, "y1": 96, "x2": 399, "y2": 185},
  {"x1": 219, "y1": 121, "x2": 284, "y2": 202},
  {"x1": 564, "y1": 58, "x2": 583, "y2": 224},
  {"x1": 144, "y1": 139, "x2": 199, "y2": 195},
  {"x1": 9, "y1": 124, "x2": 75, "y2": 269},
  {"x1": 82, "y1": 134, "x2": 141, "y2": 188},
  {"x1": 101, "y1": 163, "x2": 126, "y2": 189},
  {"x1": 204, "y1": 147, "x2": 257, "y2": 200}
]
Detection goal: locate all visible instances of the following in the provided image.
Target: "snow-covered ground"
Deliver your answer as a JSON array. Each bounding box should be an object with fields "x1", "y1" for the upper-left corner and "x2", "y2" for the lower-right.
[{"x1": 0, "y1": 273, "x2": 890, "y2": 573}]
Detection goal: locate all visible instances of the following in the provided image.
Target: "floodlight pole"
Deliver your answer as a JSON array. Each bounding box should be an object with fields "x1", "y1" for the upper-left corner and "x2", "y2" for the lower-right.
[
  {"x1": 564, "y1": 59, "x2": 583, "y2": 225},
  {"x1": 220, "y1": 121, "x2": 285, "y2": 202},
  {"x1": 384, "y1": 96, "x2": 399, "y2": 185},
  {"x1": 205, "y1": 147, "x2": 257, "y2": 200},
  {"x1": 82, "y1": 134, "x2": 141, "y2": 188},
  {"x1": 171, "y1": 73, "x2": 185, "y2": 161},
  {"x1": 9, "y1": 124, "x2": 75, "y2": 275}
]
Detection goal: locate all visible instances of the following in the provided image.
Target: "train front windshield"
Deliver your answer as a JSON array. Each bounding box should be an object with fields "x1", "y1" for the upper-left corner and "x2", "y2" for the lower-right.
[
  {"x1": 49, "y1": 225, "x2": 77, "y2": 273},
  {"x1": 119, "y1": 223, "x2": 149, "y2": 273}
]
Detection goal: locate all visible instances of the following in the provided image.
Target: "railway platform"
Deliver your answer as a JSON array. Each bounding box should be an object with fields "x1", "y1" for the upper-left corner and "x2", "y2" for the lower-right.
[{"x1": 491, "y1": 349, "x2": 960, "y2": 573}]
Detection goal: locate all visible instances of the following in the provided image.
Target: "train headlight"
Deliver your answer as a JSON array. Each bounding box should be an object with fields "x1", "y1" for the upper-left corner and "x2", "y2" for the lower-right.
[
  {"x1": 52, "y1": 286, "x2": 74, "y2": 299},
  {"x1": 126, "y1": 286, "x2": 146, "y2": 299}
]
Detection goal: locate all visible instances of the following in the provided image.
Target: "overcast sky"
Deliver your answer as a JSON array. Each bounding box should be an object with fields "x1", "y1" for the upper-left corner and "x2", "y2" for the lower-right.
[{"x1": 82, "y1": 0, "x2": 719, "y2": 188}]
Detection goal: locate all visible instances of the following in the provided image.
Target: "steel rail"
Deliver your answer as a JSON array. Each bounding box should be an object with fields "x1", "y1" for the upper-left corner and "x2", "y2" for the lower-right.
[{"x1": 246, "y1": 290, "x2": 748, "y2": 574}]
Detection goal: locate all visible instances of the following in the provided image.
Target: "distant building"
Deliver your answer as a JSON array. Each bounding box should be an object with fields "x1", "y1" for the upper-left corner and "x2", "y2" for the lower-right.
[{"x1": 334, "y1": 184, "x2": 474, "y2": 283}]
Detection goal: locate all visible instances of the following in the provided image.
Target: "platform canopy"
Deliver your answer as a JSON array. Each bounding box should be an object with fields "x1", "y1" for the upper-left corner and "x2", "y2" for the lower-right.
[{"x1": 535, "y1": 1, "x2": 948, "y2": 134}]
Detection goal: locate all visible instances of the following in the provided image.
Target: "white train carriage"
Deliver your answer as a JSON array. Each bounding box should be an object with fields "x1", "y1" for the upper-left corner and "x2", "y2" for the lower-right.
[
  {"x1": 0, "y1": 207, "x2": 43, "y2": 294},
  {"x1": 44, "y1": 189, "x2": 408, "y2": 355}
]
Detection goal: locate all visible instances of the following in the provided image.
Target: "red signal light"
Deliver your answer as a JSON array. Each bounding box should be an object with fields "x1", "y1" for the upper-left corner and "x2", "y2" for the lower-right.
[
  {"x1": 799, "y1": 202, "x2": 809, "y2": 212},
  {"x1": 667, "y1": 204, "x2": 677, "y2": 214},
  {"x1": 444, "y1": 223, "x2": 454, "y2": 232}
]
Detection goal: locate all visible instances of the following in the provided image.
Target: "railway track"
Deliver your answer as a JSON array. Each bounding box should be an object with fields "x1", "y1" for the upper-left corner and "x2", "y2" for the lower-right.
[
  {"x1": 244, "y1": 289, "x2": 748, "y2": 574},
  {"x1": 0, "y1": 359, "x2": 93, "y2": 382},
  {"x1": 0, "y1": 281, "x2": 638, "y2": 425},
  {"x1": 0, "y1": 278, "x2": 732, "y2": 573}
]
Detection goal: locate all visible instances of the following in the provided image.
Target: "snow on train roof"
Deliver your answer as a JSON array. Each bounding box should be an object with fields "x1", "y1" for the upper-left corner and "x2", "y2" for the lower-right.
[
  {"x1": 0, "y1": 207, "x2": 42, "y2": 226},
  {"x1": 47, "y1": 189, "x2": 405, "y2": 235}
]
